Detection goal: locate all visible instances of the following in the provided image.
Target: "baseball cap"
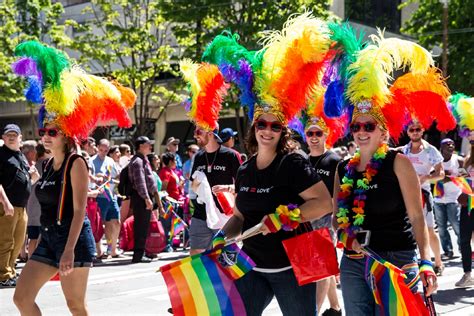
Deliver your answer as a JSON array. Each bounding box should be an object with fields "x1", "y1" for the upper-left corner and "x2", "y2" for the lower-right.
[
  {"x1": 219, "y1": 128, "x2": 238, "y2": 143},
  {"x1": 3, "y1": 124, "x2": 21, "y2": 135},
  {"x1": 135, "y1": 136, "x2": 154, "y2": 148},
  {"x1": 166, "y1": 137, "x2": 180, "y2": 146}
]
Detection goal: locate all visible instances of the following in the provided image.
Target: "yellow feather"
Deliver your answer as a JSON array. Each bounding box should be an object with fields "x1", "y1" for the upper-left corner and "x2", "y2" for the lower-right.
[
  {"x1": 458, "y1": 97, "x2": 474, "y2": 130},
  {"x1": 179, "y1": 59, "x2": 200, "y2": 118},
  {"x1": 347, "y1": 30, "x2": 434, "y2": 106}
]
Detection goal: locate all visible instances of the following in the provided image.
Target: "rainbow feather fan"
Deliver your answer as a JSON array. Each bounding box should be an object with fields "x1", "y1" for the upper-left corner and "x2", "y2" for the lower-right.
[
  {"x1": 180, "y1": 59, "x2": 229, "y2": 131},
  {"x1": 450, "y1": 93, "x2": 474, "y2": 131},
  {"x1": 346, "y1": 30, "x2": 433, "y2": 107},
  {"x1": 256, "y1": 12, "x2": 332, "y2": 122}
]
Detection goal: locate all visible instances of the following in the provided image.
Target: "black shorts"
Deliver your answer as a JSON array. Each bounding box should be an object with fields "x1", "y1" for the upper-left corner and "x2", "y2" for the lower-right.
[
  {"x1": 31, "y1": 219, "x2": 95, "y2": 268},
  {"x1": 27, "y1": 226, "x2": 41, "y2": 239}
]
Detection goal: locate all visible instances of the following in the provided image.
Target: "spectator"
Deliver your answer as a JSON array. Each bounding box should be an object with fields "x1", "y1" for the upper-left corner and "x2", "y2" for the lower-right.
[
  {"x1": 0, "y1": 124, "x2": 39, "y2": 287},
  {"x1": 91, "y1": 139, "x2": 122, "y2": 258},
  {"x1": 119, "y1": 143, "x2": 132, "y2": 168},
  {"x1": 81, "y1": 137, "x2": 97, "y2": 157},
  {"x1": 219, "y1": 128, "x2": 243, "y2": 163},
  {"x1": 347, "y1": 141, "x2": 357, "y2": 157},
  {"x1": 21, "y1": 140, "x2": 37, "y2": 167},
  {"x1": 129, "y1": 136, "x2": 162, "y2": 263},
  {"x1": 159, "y1": 153, "x2": 183, "y2": 201},
  {"x1": 434, "y1": 138, "x2": 463, "y2": 259},
  {"x1": 182, "y1": 144, "x2": 199, "y2": 196},
  {"x1": 166, "y1": 137, "x2": 183, "y2": 174}
]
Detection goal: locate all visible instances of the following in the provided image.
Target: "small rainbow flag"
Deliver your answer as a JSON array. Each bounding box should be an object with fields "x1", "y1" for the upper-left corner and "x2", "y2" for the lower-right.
[
  {"x1": 364, "y1": 249, "x2": 429, "y2": 316},
  {"x1": 449, "y1": 176, "x2": 473, "y2": 195},
  {"x1": 433, "y1": 181, "x2": 444, "y2": 198},
  {"x1": 169, "y1": 216, "x2": 185, "y2": 241},
  {"x1": 160, "y1": 244, "x2": 254, "y2": 316},
  {"x1": 162, "y1": 202, "x2": 173, "y2": 220},
  {"x1": 468, "y1": 194, "x2": 474, "y2": 216}
]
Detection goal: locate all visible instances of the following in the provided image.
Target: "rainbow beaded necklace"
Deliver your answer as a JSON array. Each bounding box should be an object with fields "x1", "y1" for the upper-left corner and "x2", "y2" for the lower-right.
[{"x1": 336, "y1": 143, "x2": 389, "y2": 233}]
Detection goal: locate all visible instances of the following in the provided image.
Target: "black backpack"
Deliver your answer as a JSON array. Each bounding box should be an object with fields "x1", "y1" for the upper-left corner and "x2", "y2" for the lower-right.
[{"x1": 118, "y1": 164, "x2": 132, "y2": 197}]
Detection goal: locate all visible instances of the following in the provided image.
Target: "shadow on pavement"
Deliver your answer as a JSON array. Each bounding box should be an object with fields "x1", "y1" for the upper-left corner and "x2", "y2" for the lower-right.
[{"x1": 432, "y1": 287, "x2": 474, "y2": 306}]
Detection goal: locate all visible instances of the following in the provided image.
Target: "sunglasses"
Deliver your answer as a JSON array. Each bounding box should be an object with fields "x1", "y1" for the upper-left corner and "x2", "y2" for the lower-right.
[
  {"x1": 349, "y1": 122, "x2": 377, "y2": 133},
  {"x1": 306, "y1": 130, "x2": 324, "y2": 138},
  {"x1": 255, "y1": 120, "x2": 283, "y2": 133},
  {"x1": 38, "y1": 128, "x2": 60, "y2": 137},
  {"x1": 194, "y1": 129, "x2": 205, "y2": 136},
  {"x1": 408, "y1": 127, "x2": 422, "y2": 133}
]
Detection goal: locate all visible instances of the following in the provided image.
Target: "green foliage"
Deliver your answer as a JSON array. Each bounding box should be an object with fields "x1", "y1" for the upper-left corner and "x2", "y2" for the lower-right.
[
  {"x1": 0, "y1": 0, "x2": 70, "y2": 102},
  {"x1": 69, "y1": 0, "x2": 180, "y2": 136},
  {"x1": 402, "y1": 0, "x2": 474, "y2": 95}
]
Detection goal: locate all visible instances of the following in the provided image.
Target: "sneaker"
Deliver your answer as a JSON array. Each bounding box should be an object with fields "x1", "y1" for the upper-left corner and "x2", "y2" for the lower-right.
[
  {"x1": 434, "y1": 265, "x2": 445, "y2": 276},
  {"x1": 321, "y1": 308, "x2": 342, "y2": 316},
  {"x1": 455, "y1": 274, "x2": 474, "y2": 288},
  {"x1": 0, "y1": 278, "x2": 16, "y2": 288},
  {"x1": 441, "y1": 252, "x2": 454, "y2": 261},
  {"x1": 131, "y1": 256, "x2": 153, "y2": 264}
]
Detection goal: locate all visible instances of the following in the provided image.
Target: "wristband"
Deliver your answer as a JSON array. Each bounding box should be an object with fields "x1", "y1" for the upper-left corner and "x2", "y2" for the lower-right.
[
  {"x1": 419, "y1": 260, "x2": 435, "y2": 276},
  {"x1": 263, "y1": 204, "x2": 301, "y2": 233},
  {"x1": 263, "y1": 213, "x2": 282, "y2": 233},
  {"x1": 211, "y1": 230, "x2": 226, "y2": 250}
]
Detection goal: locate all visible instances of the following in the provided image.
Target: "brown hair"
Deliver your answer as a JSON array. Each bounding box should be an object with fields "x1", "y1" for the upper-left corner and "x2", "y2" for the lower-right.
[
  {"x1": 63, "y1": 136, "x2": 77, "y2": 154},
  {"x1": 464, "y1": 145, "x2": 474, "y2": 169},
  {"x1": 245, "y1": 123, "x2": 291, "y2": 156}
]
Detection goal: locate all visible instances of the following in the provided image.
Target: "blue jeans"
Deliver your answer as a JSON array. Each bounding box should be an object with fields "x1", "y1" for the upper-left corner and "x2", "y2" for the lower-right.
[
  {"x1": 434, "y1": 202, "x2": 461, "y2": 253},
  {"x1": 235, "y1": 268, "x2": 316, "y2": 316},
  {"x1": 340, "y1": 250, "x2": 419, "y2": 316}
]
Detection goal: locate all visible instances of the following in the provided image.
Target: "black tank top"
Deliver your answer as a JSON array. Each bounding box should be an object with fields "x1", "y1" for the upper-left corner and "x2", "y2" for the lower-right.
[
  {"x1": 337, "y1": 150, "x2": 416, "y2": 252},
  {"x1": 36, "y1": 154, "x2": 84, "y2": 226}
]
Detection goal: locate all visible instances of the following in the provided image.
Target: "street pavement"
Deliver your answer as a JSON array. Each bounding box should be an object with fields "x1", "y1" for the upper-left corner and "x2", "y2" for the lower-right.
[{"x1": 1, "y1": 244, "x2": 473, "y2": 315}]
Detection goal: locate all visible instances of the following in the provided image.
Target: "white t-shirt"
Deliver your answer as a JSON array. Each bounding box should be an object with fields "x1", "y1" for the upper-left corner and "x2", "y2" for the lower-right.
[
  {"x1": 402, "y1": 140, "x2": 443, "y2": 191},
  {"x1": 434, "y1": 154, "x2": 462, "y2": 204}
]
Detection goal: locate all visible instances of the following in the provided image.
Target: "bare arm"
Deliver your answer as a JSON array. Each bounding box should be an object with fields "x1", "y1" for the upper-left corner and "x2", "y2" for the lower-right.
[
  {"x1": 0, "y1": 185, "x2": 14, "y2": 216},
  {"x1": 298, "y1": 180, "x2": 332, "y2": 221},
  {"x1": 60, "y1": 157, "x2": 89, "y2": 276},
  {"x1": 332, "y1": 170, "x2": 341, "y2": 231},
  {"x1": 221, "y1": 207, "x2": 245, "y2": 239},
  {"x1": 424, "y1": 162, "x2": 444, "y2": 183}
]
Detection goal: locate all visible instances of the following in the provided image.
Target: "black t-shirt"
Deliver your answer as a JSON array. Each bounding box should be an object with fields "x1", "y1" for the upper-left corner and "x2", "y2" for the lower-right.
[
  {"x1": 309, "y1": 150, "x2": 341, "y2": 197},
  {"x1": 36, "y1": 154, "x2": 84, "y2": 226},
  {"x1": 0, "y1": 146, "x2": 31, "y2": 207},
  {"x1": 191, "y1": 145, "x2": 241, "y2": 220},
  {"x1": 236, "y1": 153, "x2": 321, "y2": 269},
  {"x1": 337, "y1": 150, "x2": 416, "y2": 253}
]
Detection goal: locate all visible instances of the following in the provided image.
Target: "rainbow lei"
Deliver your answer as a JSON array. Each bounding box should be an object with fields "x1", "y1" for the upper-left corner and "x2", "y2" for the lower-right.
[{"x1": 336, "y1": 143, "x2": 389, "y2": 236}]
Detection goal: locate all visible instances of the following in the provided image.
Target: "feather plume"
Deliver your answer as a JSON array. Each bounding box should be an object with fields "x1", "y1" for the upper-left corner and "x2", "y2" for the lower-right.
[
  {"x1": 450, "y1": 93, "x2": 474, "y2": 131},
  {"x1": 257, "y1": 12, "x2": 332, "y2": 122},
  {"x1": 15, "y1": 41, "x2": 70, "y2": 89},
  {"x1": 347, "y1": 31, "x2": 433, "y2": 106},
  {"x1": 25, "y1": 77, "x2": 43, "y2": 104},
  {"x1": 12, "y1": 57, "x2": 43, "y2": 82}
]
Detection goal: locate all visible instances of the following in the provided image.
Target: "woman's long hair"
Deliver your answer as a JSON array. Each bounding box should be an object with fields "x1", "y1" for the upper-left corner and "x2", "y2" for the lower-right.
[
  {"x1": 464, "y1": 144, "x2": 474, "y2": 169},
  {"x1": 245, "y1": 122, "x2": 291, "y2": 156}
]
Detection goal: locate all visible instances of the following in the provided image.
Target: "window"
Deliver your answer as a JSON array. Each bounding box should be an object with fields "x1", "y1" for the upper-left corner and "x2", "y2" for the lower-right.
[{"x1": 345, "y1": 0, "x2": 401, "y2": 33}]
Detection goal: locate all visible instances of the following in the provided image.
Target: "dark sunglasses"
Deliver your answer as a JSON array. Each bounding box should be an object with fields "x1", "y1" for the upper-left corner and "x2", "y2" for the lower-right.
[
  {"x1": 38, "y1": 128, "x2": 60, "y2": 137},
  {"x1": 194, "y1": 129, "x2": 205, "y2": 136},
  {"x1": 255, "y1": 120, "x2": 283, "y2": 133},
  {"x1": 408, "y1": 127, "x2": 422, "y2": 133},
  {"x1": 306, "y1": 130, "x2": 324, "y2": 138},
  {"x1": 349, "y1": 122, "x2": 377, "y2": 133}
]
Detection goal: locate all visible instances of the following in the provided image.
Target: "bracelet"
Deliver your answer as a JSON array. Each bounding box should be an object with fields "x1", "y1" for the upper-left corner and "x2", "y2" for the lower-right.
[
  {"x1": 212, "y1": 230, "x2": 226, "y2": 249},
  {"x1": 264, "y1": 204, "x2": 301, "y2": 233},
  {"x1": 419, "y1": 259, "x2": 433, "y2": 267}
]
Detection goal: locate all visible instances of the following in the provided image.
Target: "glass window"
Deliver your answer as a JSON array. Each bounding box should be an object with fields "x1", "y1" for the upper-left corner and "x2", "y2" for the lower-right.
[{"x1": 345, "y1": 0, "x2": 401, "y2": 33}]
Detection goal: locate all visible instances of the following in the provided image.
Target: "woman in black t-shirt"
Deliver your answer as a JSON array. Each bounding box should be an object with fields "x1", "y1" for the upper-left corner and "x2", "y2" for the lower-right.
[
  {"x1": 14, "y1": 123, "x2": 95, "y2": 315},
  {"x1": 219, "y1": 112, "x2": 332, "y2": 316}
]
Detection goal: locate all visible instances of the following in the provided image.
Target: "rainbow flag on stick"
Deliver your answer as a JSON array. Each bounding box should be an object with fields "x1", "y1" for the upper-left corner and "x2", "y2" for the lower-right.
[
  {"x1": 449, "y1": 176, "x2": 473, "y2": 195},
  {"x1": 364, "y1": 248, "x2": 429, "y2": 316},
  {"x1": 169, "y1": 215, "x2": 186, "y2": 241},
  {"x1": 160, "y1": 243, "x2": 254, "y2": 316}
]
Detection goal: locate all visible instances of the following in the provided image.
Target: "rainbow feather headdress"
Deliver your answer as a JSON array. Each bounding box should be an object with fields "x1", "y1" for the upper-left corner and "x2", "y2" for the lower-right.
[
  {"x1": 200, "y1": 12, "x2": 333, "y2": 125},
  {"x1": 324, "y1": 28, "x2": 456, "y2": 141},
  {"x1": 449, "y1": 93, "x2": 474, "y2": 136},
  {"x1": 12, "y1": 41, "x2": 136, "y2": 140}
]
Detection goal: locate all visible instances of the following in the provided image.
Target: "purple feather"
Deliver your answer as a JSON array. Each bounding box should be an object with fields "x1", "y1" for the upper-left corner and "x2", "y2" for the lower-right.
[
  {"x1": 182, "y1": 99, "x2": 192, "y2": 112},
  {"x1": 12, "y1": 57, "x2": 43, "y2": 83},
  {"x1": 288, "y1": 117, "x2": 305, "y2": 141},
  {"x1": 322, "y1": 61, "x2": 340, "y2": 86}
]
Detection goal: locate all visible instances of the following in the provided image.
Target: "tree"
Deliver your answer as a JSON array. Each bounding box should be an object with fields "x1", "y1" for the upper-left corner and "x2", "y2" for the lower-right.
[
  {"x1": 0, "y1": 0, "x2": 70, "y2": 102},
  {"x1": 68, "y1": 0, "x2": 180, "y2": 138},
  {"x1": 161, "y1": 0, "x2": 333, "y2": 149},
  {"x1": 402, "y1": 0, "x2": 474, "y2": 95}
]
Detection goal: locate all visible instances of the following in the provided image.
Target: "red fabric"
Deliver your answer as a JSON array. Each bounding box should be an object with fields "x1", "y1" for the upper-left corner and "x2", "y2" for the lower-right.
[
  {"x1": 86, "y1": 198, "x2": 104, "y2": 243},
  {"x1": 119, "y1": 213, "x2": 166, "y2": 255},
  {"x1": 159, "y1": 167, "x2": 182, "y2": 200},
  {"x1": 282, "y1": 227, "x2": 340, "y2": 285}
]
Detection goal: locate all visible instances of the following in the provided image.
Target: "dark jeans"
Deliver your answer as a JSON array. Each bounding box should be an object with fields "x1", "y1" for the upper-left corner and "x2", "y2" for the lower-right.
[
  {"x1": 130, "y1": 190, "x2": 151, "y2": 260},
  {"x1": 434, "y1": 202, "x2": 461, "y2": 253},
  {"x1": 235, "y1": 268, "x2": 316, "y2": 316},
  {"x1": 340, "y1": 250, "x2": 418, "y2": 316},
  {"x1": 460, "y1": 206, "x2": 474, "y2": 273}
]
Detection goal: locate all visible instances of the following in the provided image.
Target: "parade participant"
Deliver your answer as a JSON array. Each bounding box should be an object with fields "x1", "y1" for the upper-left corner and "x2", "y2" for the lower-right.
[
  {"x1": 182, "y1": 144, "x2": 199, "y2": 196},
  {"x1": 433, "y1": 138, "x2": 463, "y2": 258},
  {"x1": 91, "y1": 139, "x2": 122, "y2": 258},
  {"x1": 202, "y1": 13, "x2": 333, "y2": 315},
  {"x1": 324, "y1": 25, "x2": 455, "y2": 315},
  {"x1": 296, "y1": 88, "x2": 346, "y2": 316},
  {"x1": 402, "y1": 121, "x2": 445, "y2": 273},
  {"x1": 449, "y1": 94, "x2": 474, "y2": 287},
  {"x1": 11, "y1": 40, "x2": 136, "y2": 314},
  {"x1": 0, "y1": 124, "x2": 39, "y2": 288}
]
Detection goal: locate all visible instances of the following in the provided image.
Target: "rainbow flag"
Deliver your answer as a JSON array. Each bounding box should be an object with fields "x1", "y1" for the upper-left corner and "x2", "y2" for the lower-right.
[
  {"x1": 433, "y1": 181, "x2": 444, "y2": 198},
  {"x1": 468, "y1": 194, "x2": 474, "y2": 216},
  {"x1": 449, "y1": 177, "x2": 473, "y2": 195},
  {"x1": 364, "y1": 249, "x2": 429, "y2": 316},
  {"x1": 169, "y1": 216, "x2": 185, "y2": 241},
  {"x1": 162, "y1": 202, "x2": 173, "y2": 219},
  {"x1": 160, "y1": 244, "x2": 254, "y2": 316}
]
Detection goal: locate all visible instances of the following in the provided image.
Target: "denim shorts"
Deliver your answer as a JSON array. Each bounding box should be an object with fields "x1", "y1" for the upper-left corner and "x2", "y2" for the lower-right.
[
  {"x1": 30, "y1": 218, "x2": 95, "y2": 268},
  {"x1": 97, "y1": 196, "x2": 120, "y2": 221}
]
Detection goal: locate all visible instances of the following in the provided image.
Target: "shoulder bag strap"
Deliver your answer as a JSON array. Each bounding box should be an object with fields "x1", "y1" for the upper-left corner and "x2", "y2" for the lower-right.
[{"x1": 56, "y1": 154, "x2": 75, "y2": 225}]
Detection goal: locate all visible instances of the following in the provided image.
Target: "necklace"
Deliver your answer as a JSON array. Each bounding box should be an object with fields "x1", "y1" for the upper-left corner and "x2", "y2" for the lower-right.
[
  {"x1": 205, "y1": 147, "x2": 219, "y2": 173},
  {"x1": 310, "y1": 151, "x2": 328, "y2": 169},
  {"x1": 40, "y1": 158, "x2": 60, "y2": 189},
  {"x1": 336, "y1": 143, "x2": 389, "y2": 233}
]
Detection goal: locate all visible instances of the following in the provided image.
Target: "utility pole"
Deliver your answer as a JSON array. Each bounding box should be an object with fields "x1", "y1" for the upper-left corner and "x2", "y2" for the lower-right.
[{"x1": 440, "y1": 0, "x2": 449, "y2": 76}]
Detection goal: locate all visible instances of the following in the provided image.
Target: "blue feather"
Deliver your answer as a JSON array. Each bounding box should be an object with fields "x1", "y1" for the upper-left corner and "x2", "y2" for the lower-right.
[
  {"x1": 324, "y1": 80, "x2": 346, "y2": 118},
  {"x1": 25, "y1": 76, "x2": 43, "y2": 104},
  {"x1": 38, "y1": 106, "x2": 47, "y2": 128}
]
